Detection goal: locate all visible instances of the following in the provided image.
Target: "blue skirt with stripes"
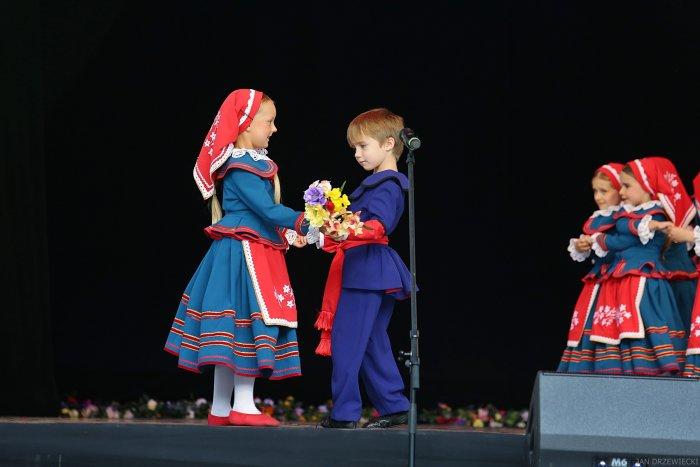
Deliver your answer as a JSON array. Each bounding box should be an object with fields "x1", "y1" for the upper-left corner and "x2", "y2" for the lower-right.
[{"x1": 164, "y1": 237, "x2": 301, "y2": 379}]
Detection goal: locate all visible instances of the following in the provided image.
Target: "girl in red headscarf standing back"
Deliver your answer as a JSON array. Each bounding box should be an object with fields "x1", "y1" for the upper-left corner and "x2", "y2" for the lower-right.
[
  {"x1": 558, "y1": 163, "x2": 625, "y2": 373},
  {"x1": 659, "y1": 172, "x2": 700, "y2": 377},
  {"x1": 581, "y1": 157, "x2": 695, "y2": 375}
]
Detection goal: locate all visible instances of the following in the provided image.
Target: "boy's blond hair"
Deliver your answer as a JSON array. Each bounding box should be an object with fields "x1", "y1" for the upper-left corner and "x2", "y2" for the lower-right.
[{"x1": 346, "y1": 108, "x2": 405, "y2": 160}]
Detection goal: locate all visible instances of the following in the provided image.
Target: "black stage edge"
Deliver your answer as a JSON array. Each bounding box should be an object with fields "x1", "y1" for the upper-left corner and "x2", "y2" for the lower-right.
[{"x1": 0, "y1": 422, "x2": 526, "y2": 467}]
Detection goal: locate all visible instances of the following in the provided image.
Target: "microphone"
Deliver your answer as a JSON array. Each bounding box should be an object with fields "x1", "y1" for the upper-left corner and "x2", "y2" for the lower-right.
[{"x1": 399, "y1": 128, "x2": 421, "y2": 150}]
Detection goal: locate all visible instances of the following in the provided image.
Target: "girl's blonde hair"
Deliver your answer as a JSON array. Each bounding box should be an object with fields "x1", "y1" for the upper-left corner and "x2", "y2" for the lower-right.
[
  {"x1": 593, "y1": 170, "x2": 612, "y2": 184},
  {"x1": 209, "y1": 94, "x2": 281, "y2": 224}
]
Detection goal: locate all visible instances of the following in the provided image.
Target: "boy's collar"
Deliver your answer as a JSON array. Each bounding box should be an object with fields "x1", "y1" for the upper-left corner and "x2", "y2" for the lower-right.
[{"x1": 350, "y1": 170, "x2": 409, "y2": 199}]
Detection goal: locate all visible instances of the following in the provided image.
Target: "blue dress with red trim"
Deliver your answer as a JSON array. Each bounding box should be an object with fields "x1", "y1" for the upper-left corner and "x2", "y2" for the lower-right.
[
  {"x1": 558, "y1": 206, "x2": 619, "y2": 372},
  {"x1": 683, "y1": 210, "x2": 700, "y2": 377},
  {"x1": 164, "y1": 150, "x2": 308, "y2": 379},
  {"x1": 558, "y1": 201, "x2": 687, "y2": 376},
  {"x1": 662, "y1": 240, "x2": 698, "y2": 330}
]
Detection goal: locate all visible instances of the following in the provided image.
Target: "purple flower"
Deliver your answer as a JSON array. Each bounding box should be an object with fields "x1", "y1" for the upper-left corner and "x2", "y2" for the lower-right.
[
  {"x1": 294, "y1": 407, "x2": 305, "y2": 417},
  {"x1": 318, "y1": 405, "x2": 328, "y2": 414},
  {"x1": 303, "y1": 186, "x2": 326, "y2": 205}
]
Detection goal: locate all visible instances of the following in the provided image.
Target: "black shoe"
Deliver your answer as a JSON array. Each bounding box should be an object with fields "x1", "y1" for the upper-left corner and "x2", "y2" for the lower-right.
[
  {"x1": 362, "y1": 411, "x2": 408, "y2": 429},
  {"x1": 318, "y1": 416, "x2": 357, "y2": 429}
]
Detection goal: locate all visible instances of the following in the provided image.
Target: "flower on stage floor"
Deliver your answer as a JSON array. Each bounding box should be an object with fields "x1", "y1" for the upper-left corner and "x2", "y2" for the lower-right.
[
  {"x1": 56, "y1": 394, "x2": 528, "y2": 428},
  {"x1": 303, "y1": 180, "x2": 363, "y2": 238},
  {"x1": 106, "y1": 405, "x2": 120, "y2": 420}
]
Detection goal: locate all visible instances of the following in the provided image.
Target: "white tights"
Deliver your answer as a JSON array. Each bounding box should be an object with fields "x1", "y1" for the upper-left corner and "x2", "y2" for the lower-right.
[{"x1": 210, "y1": 365, "x2": 261, "y2": 416}]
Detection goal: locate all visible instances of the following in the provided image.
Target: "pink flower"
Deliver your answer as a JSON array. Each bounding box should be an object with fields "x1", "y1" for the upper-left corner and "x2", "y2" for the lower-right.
[
  {"x1": 520, "y1": 410, "x2": 529, "y2": 422},
  {"x1": 477, "y1": 408, "x2": 490, "y2": 422},
  {"x1": 123, "y1": 410, "x2": 134, "y2": 420},
  {"x1": 106, "y1": 406, "x2": 120, "y2": 420}
]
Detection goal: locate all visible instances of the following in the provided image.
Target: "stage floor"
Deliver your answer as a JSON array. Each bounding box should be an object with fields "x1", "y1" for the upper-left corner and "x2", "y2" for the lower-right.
[{"x1": 0, "y1": 418, "x2": 528, "y2": 466}]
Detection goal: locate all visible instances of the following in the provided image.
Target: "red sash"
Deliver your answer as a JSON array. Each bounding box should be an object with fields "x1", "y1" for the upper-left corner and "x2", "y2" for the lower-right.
[{"x1": 314, "y1": 236, "x2": 389, "y2": 356}]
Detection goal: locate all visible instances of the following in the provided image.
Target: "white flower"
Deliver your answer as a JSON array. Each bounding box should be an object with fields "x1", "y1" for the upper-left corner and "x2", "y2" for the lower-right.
[
  {"x1": 286, "y1": 300, "x2": 295, "y2": 308},
  {"x1": 195, "y1": 398, "x2": 208, "y2": 407},
  {"x1": 283, "y1": 285, "x2": 291, "y2": 294},
  {"x1": 569, "y1": 311, "x2": 579, "y2": 331},
  {"x1": 147, "y1": 399, "x2": 158, "y2": 411},
  {"x1": 318, "y1": 180, "x2": 332, "y2": 193},
  {"x1": 674, "y1": 192, "x2": 682, "y2": 201}
]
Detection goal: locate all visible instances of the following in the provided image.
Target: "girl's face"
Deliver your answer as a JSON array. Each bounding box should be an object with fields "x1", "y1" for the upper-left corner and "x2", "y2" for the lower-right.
[
  {"x1": 352, "y1": 132, "x2": 395, "y2": 172},
  {"x1": 241, "y1": 100, "x2": 277, "y2": 149},
  {"x1": 592, "y1": 176, "x2": 621, "y2": 210},
  {"x1": 619, "y1": 171, "x2": 652, "y2": 206}
]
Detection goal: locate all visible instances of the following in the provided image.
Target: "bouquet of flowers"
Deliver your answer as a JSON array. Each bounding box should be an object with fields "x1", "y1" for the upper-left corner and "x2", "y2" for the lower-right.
[{"x1": 303, "y1": 180, "x2": 364, "y2": 239}]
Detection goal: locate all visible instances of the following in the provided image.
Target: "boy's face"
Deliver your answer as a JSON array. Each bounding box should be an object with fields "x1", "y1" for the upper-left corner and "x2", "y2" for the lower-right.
[{"x1": 351, "y1": 132, "x2": 395, "y2": 172}]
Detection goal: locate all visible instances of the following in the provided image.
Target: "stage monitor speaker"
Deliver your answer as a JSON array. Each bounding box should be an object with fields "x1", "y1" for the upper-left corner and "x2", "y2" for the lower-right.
[{"x1": 526, "y1": 371, "x2": 700, "y2": 466}]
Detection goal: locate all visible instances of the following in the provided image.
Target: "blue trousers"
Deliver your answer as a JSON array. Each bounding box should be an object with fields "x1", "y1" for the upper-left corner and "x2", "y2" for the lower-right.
[{"x1": 330, "y1": 288, "x2": 410, "y2": 421}]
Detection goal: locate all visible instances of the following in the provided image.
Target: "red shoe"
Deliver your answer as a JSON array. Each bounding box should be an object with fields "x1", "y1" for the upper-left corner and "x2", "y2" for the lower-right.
[
  {"x1": 207, "y1": 412, "x2": 231, "y2": 426},
  {"x1": 229, "y1": 411, "x2": 280, "y2": 427}
]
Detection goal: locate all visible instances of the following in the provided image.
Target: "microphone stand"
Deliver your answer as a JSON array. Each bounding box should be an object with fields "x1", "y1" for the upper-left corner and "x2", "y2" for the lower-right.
[{"x1": 399, "y1": 145, "x2": 420, "y2": 467}]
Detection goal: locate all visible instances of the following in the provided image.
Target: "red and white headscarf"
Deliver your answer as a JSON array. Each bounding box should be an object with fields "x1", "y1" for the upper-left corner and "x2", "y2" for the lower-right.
[
  {"x1": 627, "y1": 157, "x2": 696, "y2": 227},
  {"x1": 193, "y1": 89, "x2": 264, "y2": 199},
  {"x1": 596, "y1": 162, "x2": 624, "y2": 190}
]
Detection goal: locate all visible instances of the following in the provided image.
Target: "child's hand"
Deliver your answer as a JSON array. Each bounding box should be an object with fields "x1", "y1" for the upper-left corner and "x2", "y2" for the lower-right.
[
  {"x1": 574, "y1": 234, "x2": 592, "y2": 252},
  {"x1": 292, "y1": 236, "x2": 308, "y2": 248},
  {"x1": 665, "y1": 225, "x2": 695, "y2": 244},
  {"x1": 329, "y1": 232, "x2": 349, "y2": 242},
  {"x1": 320, "y1": 225, "x2": 348, "y2": 242},
  {"x1": 648, "y1": 220, "x2": 670, "y2": 232}
]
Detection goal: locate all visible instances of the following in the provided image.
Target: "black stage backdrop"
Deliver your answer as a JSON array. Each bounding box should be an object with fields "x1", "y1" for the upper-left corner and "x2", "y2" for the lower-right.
[{"x1": 2, "y1": 0, "x2": 699, "y2": 415}]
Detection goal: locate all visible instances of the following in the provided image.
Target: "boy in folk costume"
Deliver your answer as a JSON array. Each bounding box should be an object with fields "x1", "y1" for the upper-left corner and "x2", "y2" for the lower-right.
[{"x1": 313, "y1": 108, "x2": 413, "y2": 429}]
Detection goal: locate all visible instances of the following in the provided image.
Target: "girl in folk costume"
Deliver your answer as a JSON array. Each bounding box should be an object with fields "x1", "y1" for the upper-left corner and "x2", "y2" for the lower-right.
[
  {"x1": 658, "y1": 167, "x2": 699, "y2": 330},
  {"x1": 558, "y1": 163, "x2": 624, "y2": 373},
  {"x1": 164, "y1": 89, "x2": 310, "y2": 426},
  {"x1": 659, "y1": 172, "x2": 700, "y2": 377},
  {"x1": 582, "y1": 157, "x2": 694, "y2": 375}
]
